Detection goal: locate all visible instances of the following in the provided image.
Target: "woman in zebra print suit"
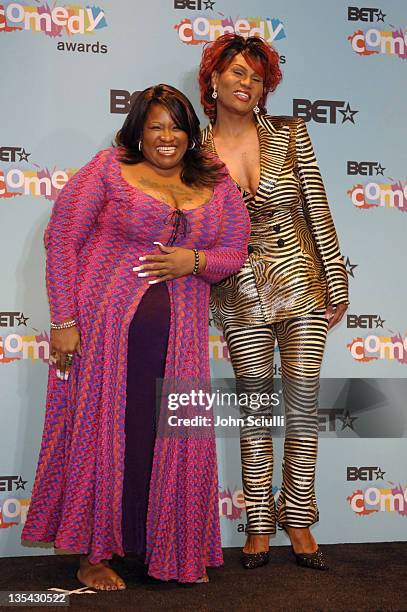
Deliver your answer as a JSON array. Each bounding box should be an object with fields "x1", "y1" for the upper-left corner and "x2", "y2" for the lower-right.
[{"x1": 199, "y1": 34, "x2": 349, "y2": 570}]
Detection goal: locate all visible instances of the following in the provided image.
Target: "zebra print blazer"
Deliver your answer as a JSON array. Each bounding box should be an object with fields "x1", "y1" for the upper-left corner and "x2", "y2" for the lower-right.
[{"x1": 201, "y1": 114, "x2": 349, "y2": 329}]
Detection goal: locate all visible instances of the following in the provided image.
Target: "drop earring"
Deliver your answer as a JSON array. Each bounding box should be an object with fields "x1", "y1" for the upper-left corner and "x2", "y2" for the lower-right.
[
  {"x1": 138, "y1": 140, "x2": 142, "y2": 151},
  {"x1": 188, "y1": 141, "x2": 196, "y2": 150},
  {"x1": 253, "y1": 104, "x2": 260, "y2": 114},
  {"x1": 211, "y1": 87, "x2": 218, "y2": 100}
]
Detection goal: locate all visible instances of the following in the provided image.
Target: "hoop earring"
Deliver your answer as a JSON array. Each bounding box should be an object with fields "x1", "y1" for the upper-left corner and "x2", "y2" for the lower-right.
[
  {"x1": 253, "y1": 104, "x2": 260, "y2": 114},
  {"x1": 188, "y1": 141, "x2": 196, "y2": 150},
  {"x1": 138, "y1": 140, "x2": 142, "y2": 151},
  {"x1": 211, "y1": 87, "x2": 218, "y2": 100}
]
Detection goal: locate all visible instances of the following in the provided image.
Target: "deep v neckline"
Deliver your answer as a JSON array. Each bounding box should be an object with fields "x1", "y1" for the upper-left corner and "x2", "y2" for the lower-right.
[
  {"x1": 208, "y1": 122, "x2": 263, "y2": 200},
  {"x1": 116, "y1": 153, "x2": 216, "y2": 213}
]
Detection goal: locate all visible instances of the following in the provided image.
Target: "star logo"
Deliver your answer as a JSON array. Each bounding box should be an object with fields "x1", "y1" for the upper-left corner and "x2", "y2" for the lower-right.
[
  {"x1": 338, "y1": 410, "x2": 358, "y2": 431},
  {"x1": 16, "y1": 312, "x2": 29, "y2": 326},
  {"x1": 374, "y1": 467, "x2": 386, "y2": 479},
  {"x1": 203, "y1": 0, "x2": 215, "y2": 9},
  {"x1": 344, "y1": 257, "x2": 358, "y2": 278},
  {"x1": 15, "y1": 476, "x2": 27, "y2": 490},
  {"x1": 375, "y1": 163, "x2": 385, "y2": 175},
  {"x1": 374, "y1": 316, "x2": 385, "y2": 328},
  {"x1": 376, "y1": 9, "x2": 386, "y2": 21},
  {"x1": 339, "y1": 103, "x2": 359, "y2": 124},
  {"x1": 18, "y1": 148, "x2": 31, "y2": 162}
]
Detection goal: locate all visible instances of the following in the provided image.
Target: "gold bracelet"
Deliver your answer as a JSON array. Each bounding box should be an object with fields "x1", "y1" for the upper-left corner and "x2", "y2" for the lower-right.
[
  {"x1": 192, "y1": 249, "x2": 200, "y2": 275},
  {"x1": 50, "y1": 319, "x2": 76, "y2": 330}
]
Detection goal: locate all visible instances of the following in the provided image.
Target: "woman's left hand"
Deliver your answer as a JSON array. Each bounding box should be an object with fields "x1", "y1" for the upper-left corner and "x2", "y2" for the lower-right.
[
  {"x1": 325, "y1": 302, "x2": 348, "y2": 330},
  {"x1": 133, "y1": 242, "x2": 197, "y2": 283}
]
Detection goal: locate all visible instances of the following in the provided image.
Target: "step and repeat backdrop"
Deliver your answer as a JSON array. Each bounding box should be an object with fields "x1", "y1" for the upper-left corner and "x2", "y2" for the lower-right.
[{"x1": 1, "y1": 0, "x2": 406, "y2": 558}]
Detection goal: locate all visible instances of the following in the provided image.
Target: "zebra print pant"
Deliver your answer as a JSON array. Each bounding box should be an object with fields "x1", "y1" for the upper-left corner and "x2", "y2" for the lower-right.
[{"x1": 224, "y1": 309, "x2": 328, "y2": 534}]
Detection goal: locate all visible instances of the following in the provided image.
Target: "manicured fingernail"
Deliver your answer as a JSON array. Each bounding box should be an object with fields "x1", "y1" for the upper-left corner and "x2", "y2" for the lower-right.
[
  {"x1": 139, "y1": 256, "x2": 146, "y2": 261},
  {"x1": 153, "y1": 242, "x2": 164, "y2": 246},
  {"x1": 133, "y1": 266, "x2": 142, "y2": 272},
  {"x1": 138, "y1": 272, "x2": 148, "y2": 277},
  {"x1": 148, "y1": 279, "x2": 159, "y2": 284},
  {"x1": 65, "y1": 372, "x2": 69, "y2": 380}
]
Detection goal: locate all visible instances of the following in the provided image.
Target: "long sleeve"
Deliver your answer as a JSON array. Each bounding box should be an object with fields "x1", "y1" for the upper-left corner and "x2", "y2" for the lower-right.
[
  {"x1": 45, "y1": 149, "x2": 110, "y2": 323},
  {"x1": 295, "y1": 119, "x2": 349, "y2": 305},
  {"x1": 200, "y1": 173, "x2": 251, "y2": 284}
]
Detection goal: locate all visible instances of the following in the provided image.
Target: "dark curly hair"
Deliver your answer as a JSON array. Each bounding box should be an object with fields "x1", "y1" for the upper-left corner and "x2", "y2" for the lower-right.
[
  {"x1": 115, "y1": 84, "x2": 225, "y2": 187},
  {"x1": 198, "y1": 34, "x2": 282, "y2": 121}
]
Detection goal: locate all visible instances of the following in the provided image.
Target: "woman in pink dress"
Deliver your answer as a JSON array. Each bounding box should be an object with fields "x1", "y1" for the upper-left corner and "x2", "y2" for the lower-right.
[{"x1": 22, "y1": 84, "x2": 250, "y2": 588}]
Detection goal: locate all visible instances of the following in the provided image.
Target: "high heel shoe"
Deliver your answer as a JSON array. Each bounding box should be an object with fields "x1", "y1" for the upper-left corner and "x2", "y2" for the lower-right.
[
  {"x1": 241, "y1": 550, "x2": 270, "y2": 570},
  {"x1": 291, "y1": 547, "x2": 328, "y2": 571}
]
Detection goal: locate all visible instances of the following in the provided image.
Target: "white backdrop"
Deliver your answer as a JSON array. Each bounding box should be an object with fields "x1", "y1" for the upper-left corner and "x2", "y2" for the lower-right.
[{"x1": 1, "y1": 0, "x2": 406, "y2": 557}]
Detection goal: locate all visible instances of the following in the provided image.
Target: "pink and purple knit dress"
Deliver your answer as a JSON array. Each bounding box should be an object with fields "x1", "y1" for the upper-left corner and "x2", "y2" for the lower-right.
[{"x1": 21, "y1": 148, "x2": 250, "y2": 583}]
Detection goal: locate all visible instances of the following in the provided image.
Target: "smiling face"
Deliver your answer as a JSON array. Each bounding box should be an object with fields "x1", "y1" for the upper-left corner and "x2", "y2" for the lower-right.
[
  {"x1": 211, "y1": 53, "x2": 264, "y2": 117},
  {"x1": 141, "y1": 103, "x2": 189, "y2": 174}
]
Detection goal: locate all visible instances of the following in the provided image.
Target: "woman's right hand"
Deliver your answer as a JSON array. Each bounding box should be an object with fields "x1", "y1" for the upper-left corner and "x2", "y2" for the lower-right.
[
  {"x1": 325, "y1": 303, "x2": 348, "y2": 330},
  {"x1": 50, "y1": 326, "x2": 81, "y2": 380}
]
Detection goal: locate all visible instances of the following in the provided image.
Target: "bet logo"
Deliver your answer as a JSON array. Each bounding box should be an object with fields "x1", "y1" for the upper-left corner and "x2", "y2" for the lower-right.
[
  {"x1": 293, "y1": 99, "x2": 358, "y2": 124},
  {"x1": 347, "y1": 161, "x2": 385, "y2": 176},
  {"x1": 0, "y1": 476, "x2": 28, "y2": 492},
  {"x1": 347, "y1": 7, "x2": 386, "y2": 22},
  {"x1": 174, "y1": 0, "x2": 216, "y2": 9},
  {"x1": 346, "y1": 314, "x2": 385, "y2": 329},
  {"x1": 347, "y1": 466, "x2": 386, "y2": 480},
  {"x1": 110, "y1": 89, "x2": 141, "y2": 114}
]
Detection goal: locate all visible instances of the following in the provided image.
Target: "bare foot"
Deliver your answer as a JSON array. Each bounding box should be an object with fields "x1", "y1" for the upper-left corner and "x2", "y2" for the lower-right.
[
  {"x1": 243, "y1": 534, "x2": 270, "y2": 554},
  {"x1": 77, "y1": 556, "x2": 126, "y2": 591},
  {"x1": 284, "y1": 527, "x2": 318, "y2": 554}
]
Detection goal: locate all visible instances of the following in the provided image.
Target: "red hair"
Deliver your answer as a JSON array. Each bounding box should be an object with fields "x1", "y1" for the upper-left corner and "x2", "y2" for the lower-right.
[{"x1": 198, "y1": 34, "x2": 282, "y2": 121}]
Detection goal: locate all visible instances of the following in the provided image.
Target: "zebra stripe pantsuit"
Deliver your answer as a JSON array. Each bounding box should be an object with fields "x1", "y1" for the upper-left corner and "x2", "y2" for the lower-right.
[
  {"x1": 224, "y1": 308, "x2": 328, "y2": 534},
  {"x1": 202, "y1": 114, "x2": 349, "y2": 534}
]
